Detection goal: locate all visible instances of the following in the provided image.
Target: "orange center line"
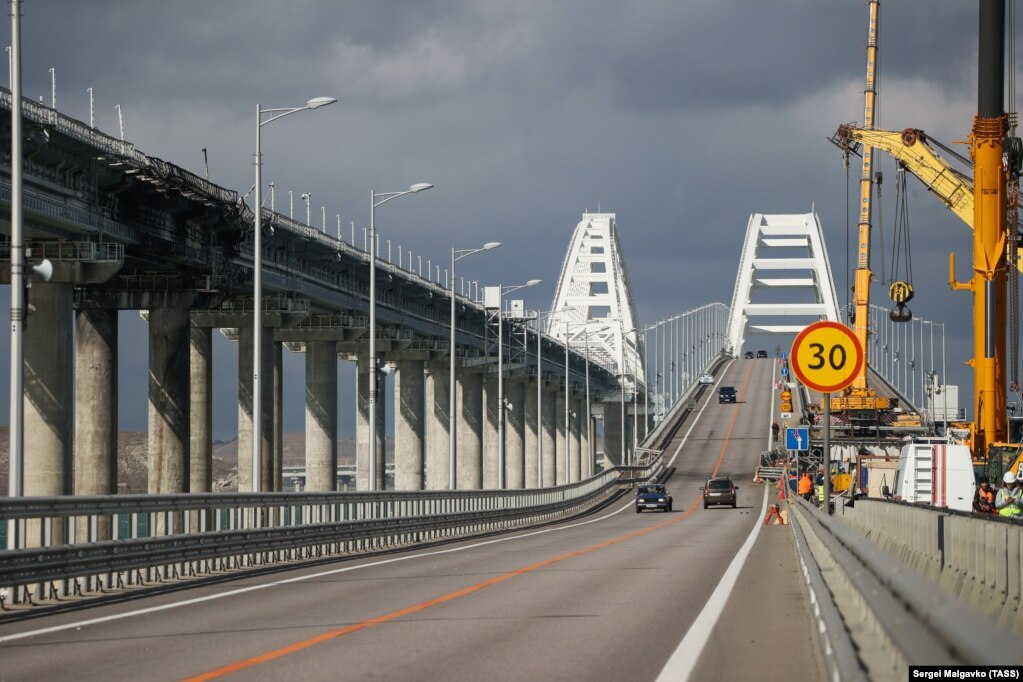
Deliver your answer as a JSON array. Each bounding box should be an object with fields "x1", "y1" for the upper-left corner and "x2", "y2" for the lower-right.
[{"x1": 184, "y1": 362, "x2": 756, "y2": 681}]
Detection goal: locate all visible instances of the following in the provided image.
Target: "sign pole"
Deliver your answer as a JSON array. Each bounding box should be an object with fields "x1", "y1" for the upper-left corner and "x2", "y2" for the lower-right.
[{"x1": 823, "y1": 392, "x2": 831, "y2": 515}]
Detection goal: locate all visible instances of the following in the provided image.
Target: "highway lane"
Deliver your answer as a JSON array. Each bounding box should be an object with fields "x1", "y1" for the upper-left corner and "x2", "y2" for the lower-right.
[{"x1": 0, "y1": 357, "x2": 822, "y2": 681}]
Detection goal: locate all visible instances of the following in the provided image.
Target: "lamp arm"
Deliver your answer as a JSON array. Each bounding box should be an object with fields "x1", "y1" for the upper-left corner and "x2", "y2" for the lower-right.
[{"x1": 259, "y1": 105, "x2": 311, "y2": 127}]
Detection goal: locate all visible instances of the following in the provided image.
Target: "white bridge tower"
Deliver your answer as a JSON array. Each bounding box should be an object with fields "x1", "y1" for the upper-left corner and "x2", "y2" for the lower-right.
[
  {"x1": 547, "y1": 212, "x2": 643, "y2": 389},
  {"x1": 725, "y1": 212, "x2": 840, "y2": 354}
]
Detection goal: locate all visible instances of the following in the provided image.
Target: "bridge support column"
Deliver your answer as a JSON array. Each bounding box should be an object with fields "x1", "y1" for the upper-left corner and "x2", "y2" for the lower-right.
[
  {"x1": 356, "y1": 352, "x2": 386, "y2": 490},
  {"x1": 482, "y1": 375, "x2": 500, "y2": 489},
  {"x1": 74, "y1": 308, "x2": 116, "y2": 541},
  {"x1": 305, "y1": 340, "x2": 337, "y2": 491},
  {"x1": 505, "y1": 380, "x2": 525, "y2": 488},
  {"x1": 148, "y1": 308, "x2": 190, "y2": 494},
  {"x1": 604, "y1": 401, "x2": 623, "y2": 467},
  {"x1": 523, "y1": 379, "x2": 539, "y2": 488},
  {"x1": 541, "y1": 388, "x2": 557, "y2": 486},
  {"x1": 24, "y1": 282, "x2": 73, "y2": 506},
  {"x1": 189, "y1": 324, "x2": 212, "y2": 493},
  {"x1": 583, "y1": 414, "x2": 594, "y2": 477},
  {"x1": 394, "y1": 358, "x2": 424, "y2": 490},
  {"x1": 456, "y1": 371, "x2": 483, "y2": 489},
  {"x1": 424, "y1": 359, "x2": 450, "y2": 489},
  {"x1": 237, "y1": 326, "x2": 274, "y2": 492},
  {"x1": 273, "y1": 341, "x2": 283, "y2": 492},
  {"x1": 570, "y1": 397, "x2": 582, "y2": 483},
  {"x1": 555, "y1": 392, "x2": 567, "y2": 485}
]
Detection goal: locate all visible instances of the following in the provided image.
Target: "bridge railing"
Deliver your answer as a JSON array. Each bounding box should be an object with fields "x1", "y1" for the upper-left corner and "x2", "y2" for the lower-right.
[
  {"x1": 787, "y1": 495, "x2": 1023, "y2": 677},
  {"x1": 0, "y1": 458, "x2": 664, "y2": 607}
]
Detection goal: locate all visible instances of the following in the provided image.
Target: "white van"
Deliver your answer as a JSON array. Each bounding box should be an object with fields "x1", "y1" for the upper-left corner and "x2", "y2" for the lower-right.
[{"x1": 887, "y1": 438, "x2": 975, "y2": 512}]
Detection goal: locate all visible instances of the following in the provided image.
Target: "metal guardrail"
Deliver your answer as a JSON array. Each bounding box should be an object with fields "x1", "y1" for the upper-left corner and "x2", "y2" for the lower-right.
[
  {"x1": 787, "y1": 495, "x2": 1023, "y2": 674},
  {"x1": 0, "y1": 458, "x2": 664, "y2": 608}
]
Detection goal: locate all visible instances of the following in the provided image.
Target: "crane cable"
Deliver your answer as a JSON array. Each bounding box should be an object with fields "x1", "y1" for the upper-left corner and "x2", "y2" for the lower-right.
[{"x1": 888, "y1": 162, "x2": 914, "y2": 321}]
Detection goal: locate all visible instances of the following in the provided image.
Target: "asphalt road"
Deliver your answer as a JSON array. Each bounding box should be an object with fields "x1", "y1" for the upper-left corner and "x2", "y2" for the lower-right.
[{"x1": 0, "y1": 357, "x2": 823, "y2": 681}]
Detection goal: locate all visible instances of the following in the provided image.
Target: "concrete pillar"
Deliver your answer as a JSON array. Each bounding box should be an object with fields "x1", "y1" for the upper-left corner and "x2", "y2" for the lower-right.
[
  {"x1": 555, "y1": 392, "x2": 567, "y2": 485},
  {"x1": 74, "y1": 308, "x2": 117, "y2": 499},
  {"x1": 394, "y1": 358, "x2": 425, "y2": 490},
  {"x1": 273, "y1": 341, "x2": 283, "y2": 491},
  {"x1": 148, "y1": 308, "x2": 190, "y2": 494},
  {"x1": 505, "y1": 381, "x2": 525, "y2": 488},
  {"x1": 189, "y1": 324, "x2": 212, "y2": 493},
  {"x1": 523, "y1": 380, "x2": 539, "y2": 488},
  {"x1": 570, "y1": 398, "x2": 582, "y2": 483},
  {"x1": 305, "y1": 340, "x2": 337, "y2": 491},
  {"x1": 456, "y1": 371, "x2": 483, "y2": 489},
  {"x1": 482, "y1": 375, "x2": 500, "y2": 489},
  {"x1": 604, "y1": 401, "x2": 624, "y2": 467},
  {"x1": 356, "y1": 351, "x2": 385, "y2": 490},
  {"x1": 541, "y1": 389, "x2": 556, "y2": 487},
  {"x1": 237, "y1": 326, "x2": 274, "y2": 492},
  {"x1": 24, "y1": 282, "x2": 73, "y2": 499},
  {"x1": 582, "y1": 414, "x2": 593, "y2": 479},
  {"x1": 424, "y1": 360, "x2": 450, "y2": 489}
]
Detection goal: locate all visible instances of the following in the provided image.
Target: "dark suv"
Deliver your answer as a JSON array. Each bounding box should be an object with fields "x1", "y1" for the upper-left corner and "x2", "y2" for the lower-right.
[
  {"x1": 718, "y1": 386, "x2": 736, "y2": 403},
  {"x1": 701, "y1": 477, "x2": 738, "y2": 509},
  {"x1": 756, "y1": 350, "x2": 768, "y2": 358},
  {"x1": 743, "y1": 351, "x2": 754, "y2": 359}
]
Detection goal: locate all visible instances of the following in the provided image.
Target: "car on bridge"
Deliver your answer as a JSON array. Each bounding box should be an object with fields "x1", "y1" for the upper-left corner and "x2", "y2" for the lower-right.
[
  {"x1": 756, "y1": 350, "x2": 768, "y2": 358},
  {"x1": 744, "y1": 351, "x2": 754, "y2": 359},
  {"x1": 698, "y1": 373, "x2": 714, "y2": 385},
  {"x1": 635, "y1": 484, "x2": 673, "y2": 513},
  {"x1": 701, "y1": 477, "x2": 738, "y2": 509},
  {"x1": 718, "y1": 386, "x2": 736, "y2": 403}
]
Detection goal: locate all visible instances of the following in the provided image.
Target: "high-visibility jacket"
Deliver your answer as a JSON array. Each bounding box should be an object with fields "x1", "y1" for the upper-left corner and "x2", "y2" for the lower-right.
[
  {"x1": 816, "y1": 484, "x2": 825, "y2": 505},
  {"x1": 998, "y1": 503, "x2": 1022, "y2": 518},
  {"x1": 798, "y1": 475, "x2": 812, "y2": 495}
]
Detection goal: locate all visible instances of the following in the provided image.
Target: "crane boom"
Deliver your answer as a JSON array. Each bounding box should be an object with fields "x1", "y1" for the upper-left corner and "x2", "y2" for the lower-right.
[{"x1": 851, "y1": 0, "x2": 881, "y2": 394}]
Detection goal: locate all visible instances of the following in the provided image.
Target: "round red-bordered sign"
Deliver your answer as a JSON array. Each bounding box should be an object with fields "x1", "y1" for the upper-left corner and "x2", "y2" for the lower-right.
[{"x1": 790, "y1": 321, "x2": 863, "y2": 393}]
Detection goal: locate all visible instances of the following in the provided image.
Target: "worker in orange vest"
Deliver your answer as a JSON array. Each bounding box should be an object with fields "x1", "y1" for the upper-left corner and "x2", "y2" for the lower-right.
[{"x1": 797, "y1": 472, "x2": 813, "y2": 501}]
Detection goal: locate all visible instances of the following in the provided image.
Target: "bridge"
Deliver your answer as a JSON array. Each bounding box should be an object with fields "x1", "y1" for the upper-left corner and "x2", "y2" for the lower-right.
[{"x1": 1, "y1": 87, "x2": 1022, "y2": 680}]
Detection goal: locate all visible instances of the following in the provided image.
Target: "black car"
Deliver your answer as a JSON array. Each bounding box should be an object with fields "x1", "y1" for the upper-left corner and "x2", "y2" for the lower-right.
[
  {"x1": 718, "y1": 386, "x2": 737, "y2": 403},
  {"x1": 743, "y1": 351, "x2": 754, "y2": 359},
  {"x1": 635, "y1": 484, "x2": 673, "y2": 513},
  {"x1": 701, "y1": 477, "x2": 738, "y2": 509},
  {"x1": 756, "y1": 350, "x2": 768, "y2": 358}
]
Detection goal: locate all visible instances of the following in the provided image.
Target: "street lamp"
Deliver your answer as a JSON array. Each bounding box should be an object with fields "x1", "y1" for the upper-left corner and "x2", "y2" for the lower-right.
[
  {"x1": 252, "y1": 95, "x2": 335, "y2": 492},
  {"x1": 368, "y1": 183, "x2": 433, "y2": 491},
  {"x1": 487, "y1": 279, "x2": 541, "y2": 488},
  {"x1": 449, "y1": 241, "x2": 501, "y2": 490}
]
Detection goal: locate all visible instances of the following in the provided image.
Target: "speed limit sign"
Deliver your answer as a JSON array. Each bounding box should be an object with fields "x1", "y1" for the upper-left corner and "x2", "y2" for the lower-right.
[{"x1": 790, "y1": 321, "x2": 863, "y2": 393}]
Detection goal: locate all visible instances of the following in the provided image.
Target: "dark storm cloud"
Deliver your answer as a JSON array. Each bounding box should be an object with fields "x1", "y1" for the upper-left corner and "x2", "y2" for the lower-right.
[{"x1": 3, "y1": 0, "x2": 1008, "y2": 433}]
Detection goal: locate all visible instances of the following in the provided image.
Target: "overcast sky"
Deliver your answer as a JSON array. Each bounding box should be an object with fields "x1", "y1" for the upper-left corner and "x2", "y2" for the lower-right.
[{"x1": 1, "y1": 1, "x2": 1005, "y2": 438}]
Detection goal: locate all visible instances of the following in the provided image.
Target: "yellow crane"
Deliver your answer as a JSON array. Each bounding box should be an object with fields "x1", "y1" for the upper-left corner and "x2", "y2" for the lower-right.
[
  {"x1": 833, "y1": 0, "x2": 1022, "y2": 480},
  {"x1": 831, "y1": 0, "x2": 892, "y2": 418}
]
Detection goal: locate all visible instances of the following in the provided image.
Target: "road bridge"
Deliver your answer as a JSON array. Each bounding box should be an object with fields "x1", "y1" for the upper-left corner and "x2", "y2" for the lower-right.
[{"x1": 0, "y1": 88, "x2": 727, "y2": 516}]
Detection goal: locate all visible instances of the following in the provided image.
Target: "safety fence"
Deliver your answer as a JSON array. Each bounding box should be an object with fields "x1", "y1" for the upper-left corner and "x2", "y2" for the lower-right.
[
  {"x1": 786, "y1": 494, "x2": 1023, "y2": 679},
  {"x1": 0, "y1": 458, "x2": 663, "y2": 609}
]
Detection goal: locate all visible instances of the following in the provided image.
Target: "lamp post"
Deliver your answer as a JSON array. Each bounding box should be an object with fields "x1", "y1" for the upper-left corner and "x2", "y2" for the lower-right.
[
  {"x1": 488, "y1": 280, "x2": 541, "y2": 488},
  {"x1": 251, "y1": 95, "x2": 335, "y2": 492},
  {"x1": 449, "y1": 241, "x2": 501, "y2": 490},
  {"x1": 368, "y1": 183, "x2": 434, "y2": 491}
]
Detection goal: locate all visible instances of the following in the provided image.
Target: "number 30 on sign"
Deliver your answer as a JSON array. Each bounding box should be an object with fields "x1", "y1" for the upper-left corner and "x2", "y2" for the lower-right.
[{"x1": 790, "y1": 321, "x2": 863, "y2": 394}]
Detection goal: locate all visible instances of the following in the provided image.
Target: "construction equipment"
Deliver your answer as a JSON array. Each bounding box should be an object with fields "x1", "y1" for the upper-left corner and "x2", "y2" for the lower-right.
[
  {"x1": 830, "y1": 0, "x2": 893, "y2": 422},
  {"x1": 830, "y1": 2, "x2": 1023, "y2": 474}
]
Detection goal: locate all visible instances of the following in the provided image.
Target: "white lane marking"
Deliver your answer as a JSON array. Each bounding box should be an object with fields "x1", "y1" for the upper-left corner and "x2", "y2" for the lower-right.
[
  {"x1": 0, "y1": 368, "x2": 730, "y2": 646},
  {"x1": 655, "y1": 469, "x2": 771, "y2": 681}
]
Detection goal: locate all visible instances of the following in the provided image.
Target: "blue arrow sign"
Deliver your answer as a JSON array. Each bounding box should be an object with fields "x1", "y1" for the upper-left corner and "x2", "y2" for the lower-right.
[{"x1": 785, "y1": 427, "x2": 809, "y2": 451}]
